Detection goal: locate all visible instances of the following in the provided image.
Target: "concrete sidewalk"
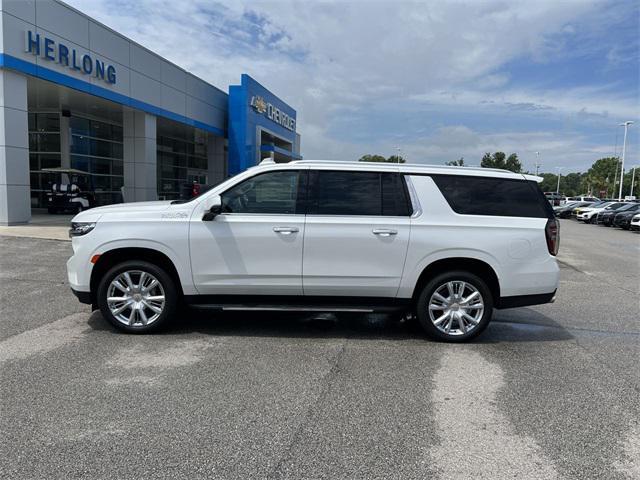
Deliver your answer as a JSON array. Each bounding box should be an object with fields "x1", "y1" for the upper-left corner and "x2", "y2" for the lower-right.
[{"x1": 0, "y1": 213, "x2": 72, "y2": 241}]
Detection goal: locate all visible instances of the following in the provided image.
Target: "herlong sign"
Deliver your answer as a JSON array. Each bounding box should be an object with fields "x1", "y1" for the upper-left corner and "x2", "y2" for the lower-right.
[{"x1": 25, "y1": 30, "x2": 116, "y2": 85}]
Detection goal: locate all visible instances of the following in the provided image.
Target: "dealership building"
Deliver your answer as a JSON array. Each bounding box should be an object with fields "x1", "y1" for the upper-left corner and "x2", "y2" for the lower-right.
[{"x1": 0, "y1": 0, "x2": 301, "y2": 224}]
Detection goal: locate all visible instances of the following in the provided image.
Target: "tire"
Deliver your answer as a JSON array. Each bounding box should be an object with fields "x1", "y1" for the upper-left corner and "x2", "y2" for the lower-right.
[
  {"x1": 47, "y1": 207, "x2": 57, "y2": 214},
  {"x1": 75, "y1": 204, "x2": 84, "y2": 213},
  {"x1": 97, "y1": 260, "x2": 178, "y2": 333},
  {"x1": 415, "y1": 271, "x2": 493, "y2": 342}
]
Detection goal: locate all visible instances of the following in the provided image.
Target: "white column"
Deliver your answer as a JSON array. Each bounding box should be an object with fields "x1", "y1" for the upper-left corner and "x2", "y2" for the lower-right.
[
  {"x1": 123, "y1": 110, "x2": 157, "y2": 202},
  {"x1": 207, "y1": 133, "x2": 226, "y2": 185},
  {"x1": 0, "y1": 70, "x2": 30, "y2": 225}
]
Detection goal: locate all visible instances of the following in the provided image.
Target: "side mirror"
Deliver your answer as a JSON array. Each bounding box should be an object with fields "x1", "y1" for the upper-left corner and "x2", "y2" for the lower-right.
[{"x1": 202, "y1": 195, "x2": 222, "y2": 221}]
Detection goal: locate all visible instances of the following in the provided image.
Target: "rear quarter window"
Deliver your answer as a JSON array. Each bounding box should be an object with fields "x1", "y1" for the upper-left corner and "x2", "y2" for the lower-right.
[{"x1": 431, "y1": 175, "x2": 552, "y2": 218}]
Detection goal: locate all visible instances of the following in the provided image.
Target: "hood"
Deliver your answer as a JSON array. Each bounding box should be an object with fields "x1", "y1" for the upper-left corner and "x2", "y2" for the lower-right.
[{"x1": 72, "y1": 200, "x2": 173, "y2": 222}]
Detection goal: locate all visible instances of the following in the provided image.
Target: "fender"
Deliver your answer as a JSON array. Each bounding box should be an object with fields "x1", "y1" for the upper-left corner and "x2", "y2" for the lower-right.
[
  {"x1": 397, "y1": 247, "x2": 503, "y2": 298},
  {"x1": 90, "y1": 238, "x2": 196, "y2": 294}
]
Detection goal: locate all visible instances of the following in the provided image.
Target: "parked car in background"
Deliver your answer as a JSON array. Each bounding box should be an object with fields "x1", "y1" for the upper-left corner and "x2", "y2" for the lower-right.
[
  {"x1": 630, "y1": 214, "x2": 640, "y2": 231},
  {"x1": 572, "y1": 201, "x2": 608, "y2": 218},
  {"x1": 577, "y1": 202, "x2": 626, "y2": 223},
  {"x1": 567, "y1": 196, "x2": 599, "y2": 202},
  {"x1": 545, "y1": 192, "x2": 566, "y2": 207},
  {"x1": 66, "y1": 161, "x2": 560, "y2": 342},
  {"x1": 612, "y1": 204, "x2": 640, "y2": 229},
  {"x1": 42, "y1": 167, "x2": 97, "y2": 214},
  {"x1": 554, "y1": 201, "x2": 594, "y2": 218},
  {"x1": 597, "y1": 203, "x2": 639, "y2": 226}
]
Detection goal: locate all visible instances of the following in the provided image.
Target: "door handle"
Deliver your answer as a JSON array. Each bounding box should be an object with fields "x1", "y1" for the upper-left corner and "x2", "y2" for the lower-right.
[
  {"x1": 273, "y1": 226, "x2": 299, "y2": 235},
  {"x1": 372, "y1": 229, "x2": 398, "y2": 236}
]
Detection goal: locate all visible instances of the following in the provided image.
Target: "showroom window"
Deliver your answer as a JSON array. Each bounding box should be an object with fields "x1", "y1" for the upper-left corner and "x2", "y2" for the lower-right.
[
  {"x1": 157, "y1": 119, "x2": 209, "y2": 200},
  {"x1": 28, "y1": 112, "x2": 61, "y2": 208},
  {"x1": 69, "y1": 115, "x2": 124, "y2": 205}
]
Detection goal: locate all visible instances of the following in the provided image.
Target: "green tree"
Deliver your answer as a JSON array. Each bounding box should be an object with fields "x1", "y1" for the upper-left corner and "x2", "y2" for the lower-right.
[
  {"x1": 480, "y1": 152, "x2": 522, "y2": 172},
  {"x1": 580, "y1": 157, "x2": 619, "y2": 196},
  {"x1": 538, "y1": 173, "x2": 558, "y2": 193},
  {"x1": 386, "y1": 155, "x2": 406, "y2": 163},
  {"x1": 562, "y1": 172, "x2": 583, "y2": 197},
  {"x1": 358, "y1": 154, "x2": 391, "y2": 163},
  {"x1": 446, "y1": 157, "x2": 465, "y2": 166},
  {"x1": 358, "y1": 154, "x2": 405, "y2": 163}
]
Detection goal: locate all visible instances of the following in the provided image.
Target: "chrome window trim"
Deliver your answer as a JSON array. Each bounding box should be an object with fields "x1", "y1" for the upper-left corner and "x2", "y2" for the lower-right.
[{"x1": 404, "y1": 175, "x2": 423, "y2": 218}]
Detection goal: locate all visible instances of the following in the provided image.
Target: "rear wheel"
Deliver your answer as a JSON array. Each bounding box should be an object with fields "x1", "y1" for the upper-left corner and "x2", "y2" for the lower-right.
[
  {"x1": 97, "y1": 260, "x2": 178, "y2": 333},
  {"x1": 416, "y1": 271, "x2": 493, "y2": 342}
]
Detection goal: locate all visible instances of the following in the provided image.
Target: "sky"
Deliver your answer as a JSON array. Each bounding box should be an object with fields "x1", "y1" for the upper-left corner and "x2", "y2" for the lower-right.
[{"x1": 67, "y1": 0, "x2": 639, "y2": 174}]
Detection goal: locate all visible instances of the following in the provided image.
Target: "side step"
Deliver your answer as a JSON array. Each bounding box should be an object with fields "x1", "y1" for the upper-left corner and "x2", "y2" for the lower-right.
[
  {"x1": 191, "y1": 305, "x2": 379, "y2": 312},
  {"x1": 184, "y1": 295, "x2": 411, "y2": 313}
]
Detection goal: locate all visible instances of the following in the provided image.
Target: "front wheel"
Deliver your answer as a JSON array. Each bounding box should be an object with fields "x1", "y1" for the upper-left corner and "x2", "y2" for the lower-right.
[
  {"x1": 97, "y1": 260, "x2": 178, "y2": 333},
  {"x1": 416, "y1": 271, "x2": 493, "y2": 342}
]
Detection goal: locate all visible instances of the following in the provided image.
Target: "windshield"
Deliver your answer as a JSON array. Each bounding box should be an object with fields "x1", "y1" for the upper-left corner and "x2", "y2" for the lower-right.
[
  {"x1": 605, "y1": 203, "x2": 626, "y2": 210},
  {"x1": 613, "y1": 203, "x2": 636, "y2": 212}
]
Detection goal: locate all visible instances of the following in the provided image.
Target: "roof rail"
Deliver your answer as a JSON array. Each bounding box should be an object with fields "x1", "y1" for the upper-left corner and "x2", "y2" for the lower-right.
[{"x1": 290, "y1": 159, "x2": 514, "y2": 175}]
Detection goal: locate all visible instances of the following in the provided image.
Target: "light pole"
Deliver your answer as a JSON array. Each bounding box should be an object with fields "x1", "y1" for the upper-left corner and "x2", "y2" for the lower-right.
[
  {"x1": 631, "y1": 166, "x2": 638, "y2": 199},
  {"x1": 555, "y1": 167, "x2": 563, "y2": 194},
  {"x1": 535, "y1": 151, "x2": 541, "y2": 176},
  {"x1": 396, "y1": 147, "x2": 402, "y2": 163},
  {"x1": 618, "y1": 121, "x2": 633, "y2": 200}
]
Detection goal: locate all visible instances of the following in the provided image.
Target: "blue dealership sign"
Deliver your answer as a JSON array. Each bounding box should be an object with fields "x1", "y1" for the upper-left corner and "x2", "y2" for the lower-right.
[
  {"x1": 228, "y1": 74, "x2": 299, "y2": 175},
  {"x1": 25, "y1": 30, "x2": 116, "y2": 84}
]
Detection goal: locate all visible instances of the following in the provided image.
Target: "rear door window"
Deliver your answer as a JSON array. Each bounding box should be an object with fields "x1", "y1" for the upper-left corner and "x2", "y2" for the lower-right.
[
  {"x1": 308, "y1": 170, "x2": 411, "y2": 216},
  {"x1": 431, "y1": 175, "x2": 552, "y2": 218}
]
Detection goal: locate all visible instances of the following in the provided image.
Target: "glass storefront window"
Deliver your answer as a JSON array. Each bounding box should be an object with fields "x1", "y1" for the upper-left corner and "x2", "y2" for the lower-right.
[
  {"x1": 29, "y1": 132, "x2": 61, "y2": 153},
  {"x1": 68, "y1": 114, "x2": 124, "y2": 206},
  {"x1": 28, "y1": 113, "x2": 60, "y2": 133},
  {"x1": 156, "y1": 120, "x2": 209, "y2": 200},
  {"x1": 28, "y1": 113, "x2": 62, "y2": 208}
]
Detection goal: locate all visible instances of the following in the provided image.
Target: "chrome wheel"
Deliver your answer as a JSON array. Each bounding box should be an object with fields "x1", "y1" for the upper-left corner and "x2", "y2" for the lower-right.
[
  {"x1": 427, "y1": 281, "x2": 484, "y2": 336},
  {"x1": 106, "y1": 270, "x2": 165, "y2": 327}
]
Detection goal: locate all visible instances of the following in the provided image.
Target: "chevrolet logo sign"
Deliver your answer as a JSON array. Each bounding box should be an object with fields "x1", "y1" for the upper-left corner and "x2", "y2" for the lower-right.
[{"x1": 250, "y1": 95, "x2": 268, "y2": 114}]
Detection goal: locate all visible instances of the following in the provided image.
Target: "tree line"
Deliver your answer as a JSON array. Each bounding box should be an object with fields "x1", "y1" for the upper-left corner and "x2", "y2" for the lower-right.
[{"x1": 358, "y1": 152, "x2": 636, "y2": 197}]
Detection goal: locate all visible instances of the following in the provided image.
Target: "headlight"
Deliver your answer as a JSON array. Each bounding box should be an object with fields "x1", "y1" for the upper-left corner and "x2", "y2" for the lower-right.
[{"x1": 69, "y1": 222, "x2": 96, "y2": 237}]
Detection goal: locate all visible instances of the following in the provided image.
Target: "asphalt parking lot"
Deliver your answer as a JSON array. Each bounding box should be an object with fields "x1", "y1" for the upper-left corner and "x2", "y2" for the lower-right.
[{"x1": 1, "y1": 220, "x2": 638, "y2": 479}]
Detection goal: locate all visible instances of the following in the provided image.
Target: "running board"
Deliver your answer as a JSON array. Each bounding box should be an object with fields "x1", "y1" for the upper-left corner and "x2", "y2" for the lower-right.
[
  {"x1": 184, "y1": 295, "x2": 410, "y2": 313},
  {"x1": 191, "y1": 305, "x2": 377, "y2": 312}
]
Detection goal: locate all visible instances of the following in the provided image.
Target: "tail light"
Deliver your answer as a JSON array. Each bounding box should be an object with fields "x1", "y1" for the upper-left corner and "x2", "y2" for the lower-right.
[{"x1": 545, "y1": 218, "x2": 560, "y2": 256}]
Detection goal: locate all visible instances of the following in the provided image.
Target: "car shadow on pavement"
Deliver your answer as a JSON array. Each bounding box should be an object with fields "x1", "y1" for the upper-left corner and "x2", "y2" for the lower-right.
[{"x1": 87, "y1": 307, "x2": 573, "y2": 343}]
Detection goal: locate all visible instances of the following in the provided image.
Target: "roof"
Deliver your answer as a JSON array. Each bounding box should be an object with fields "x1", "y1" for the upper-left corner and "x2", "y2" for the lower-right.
[{"x1": 286, "y1": 160, "x2": 540, "y2": 181}]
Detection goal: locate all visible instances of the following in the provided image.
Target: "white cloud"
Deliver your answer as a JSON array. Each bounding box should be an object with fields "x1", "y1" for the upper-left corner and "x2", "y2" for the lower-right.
[{"x1": 66, "y1": 0, "x2": 638, "y2": 170}]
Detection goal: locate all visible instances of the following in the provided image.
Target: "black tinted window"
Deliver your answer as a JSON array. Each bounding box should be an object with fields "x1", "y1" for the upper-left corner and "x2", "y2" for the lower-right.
[
  {"x1": 383, "y1": 173, "x2": 412, "y2": 216},
  {"x1": 311, "y1": 171, "x2": 380, "y2": 215},
  {"x1": 432, "y1": 175, "x2": 551, "y2": 218},
  {"x1": 221, "y1": 170, "x2": 302, "y2": 214},
  {"x1": 309, "y1": 171, "x2": 411, "y2": 216}
]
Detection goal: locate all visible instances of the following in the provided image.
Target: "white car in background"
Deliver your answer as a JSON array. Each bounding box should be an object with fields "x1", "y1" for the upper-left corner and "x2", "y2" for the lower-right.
[
  {"x1": 630, "y1": 214, "x2": 640, "y2": 231},
  {"x1": 566, "y1": 196, "x2": 600, "y2": 202},
  {"x1": 576, "y1": 202, "x2": 626, "y2": 223}
]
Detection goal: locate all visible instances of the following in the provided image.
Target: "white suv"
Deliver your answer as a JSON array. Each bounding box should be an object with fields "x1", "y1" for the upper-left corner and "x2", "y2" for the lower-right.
[{"x1": 67, "y1": 161, "x2": 560, "y2": 342}]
